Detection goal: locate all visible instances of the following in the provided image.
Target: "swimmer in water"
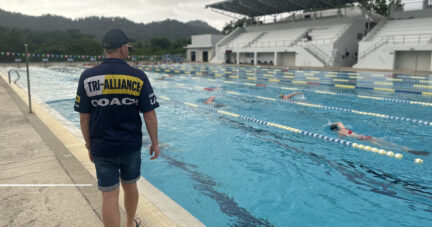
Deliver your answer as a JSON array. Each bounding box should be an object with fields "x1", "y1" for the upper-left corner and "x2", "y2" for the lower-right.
[
  {"x1": 204, "y1": 96, "x2": 215, "y2": 104},
  {"x1": 330, "y1": 122, "x2": 429, "y2": 155},
  {"x1": 203, "y1": 96, "x2": 224, "y2": 108},
  {"x1": 279, "y1": 92, "x2": 302, "y2": 100}
]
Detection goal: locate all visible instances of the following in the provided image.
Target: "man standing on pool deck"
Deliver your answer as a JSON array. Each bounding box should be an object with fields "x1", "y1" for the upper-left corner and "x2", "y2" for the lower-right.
[{"x1": 74, "y1": 28, "x2": 160, "y2": 227}]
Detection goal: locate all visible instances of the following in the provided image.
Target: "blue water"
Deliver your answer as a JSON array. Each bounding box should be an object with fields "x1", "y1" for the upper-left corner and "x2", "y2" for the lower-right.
[{"x1": 3, "y1": 65, "x2": 432, "y2": 227}]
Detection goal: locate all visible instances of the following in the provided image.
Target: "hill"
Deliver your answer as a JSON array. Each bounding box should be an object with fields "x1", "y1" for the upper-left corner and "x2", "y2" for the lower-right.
[{"x1": 0, "y1": 8, "x2": 221, "y2": 41}]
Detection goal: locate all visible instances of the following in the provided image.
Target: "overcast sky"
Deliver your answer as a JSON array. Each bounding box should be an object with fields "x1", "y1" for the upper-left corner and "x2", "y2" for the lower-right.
[
  {"x1": 0, "y1": 0, "x2": 426, "y2": 31},
  {"x1": 0, "y1": 0, "x2": 233, "y2": 30}
]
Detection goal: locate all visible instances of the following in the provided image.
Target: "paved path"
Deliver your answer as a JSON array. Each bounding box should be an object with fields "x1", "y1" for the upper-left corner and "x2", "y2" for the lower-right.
[{"x1": 0, "y1": 76, "x2": 104, "y2": 227}]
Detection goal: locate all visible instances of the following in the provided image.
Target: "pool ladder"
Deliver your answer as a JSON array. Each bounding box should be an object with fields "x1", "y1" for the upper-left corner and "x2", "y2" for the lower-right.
[{"x1": 8, "y1": 69, "x2": 32, "y2": 113}]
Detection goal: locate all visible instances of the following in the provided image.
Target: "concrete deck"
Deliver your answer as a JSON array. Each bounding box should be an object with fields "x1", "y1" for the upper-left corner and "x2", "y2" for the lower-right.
[
  {"x1": 0, "y1": 71, "x2": 204, "y2": 227},
  {"x1": 0, "y1": 76, "x2": 103, "y2": 226}
]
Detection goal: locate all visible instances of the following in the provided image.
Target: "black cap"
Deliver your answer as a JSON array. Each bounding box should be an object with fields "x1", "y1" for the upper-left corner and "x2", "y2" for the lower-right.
[{"x1": 102, "y1": 29, "x2": 135, "y2": 49}]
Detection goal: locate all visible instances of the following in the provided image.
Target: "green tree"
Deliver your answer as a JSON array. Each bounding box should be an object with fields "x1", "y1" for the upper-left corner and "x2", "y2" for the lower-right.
[
  {"x1": 150, "y1": 38, "x2": 171, "y2": 50},
  {"x1": 359, "y1": 0, "x2": 404, "y2": 16},
  {"x1": 222, "y1": 17, "x2": 259, "y2": 34}
]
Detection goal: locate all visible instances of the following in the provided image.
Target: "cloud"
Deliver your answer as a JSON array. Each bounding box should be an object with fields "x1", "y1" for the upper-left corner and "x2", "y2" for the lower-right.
[{"x1": 0, "y1": 0, "x2": 230, "y2": 30}]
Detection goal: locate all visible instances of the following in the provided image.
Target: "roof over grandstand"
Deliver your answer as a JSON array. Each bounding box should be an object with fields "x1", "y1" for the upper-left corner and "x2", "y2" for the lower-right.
[{"x1": 206, "y1": 0, "x2": 360, "y2": 17}]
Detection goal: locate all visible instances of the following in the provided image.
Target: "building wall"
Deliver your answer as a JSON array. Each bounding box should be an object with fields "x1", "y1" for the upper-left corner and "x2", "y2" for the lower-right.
[
  {"x1": 277, "y1": 52, "x2": 296, "y2": 66},
  {"x1": 394, "y1": 51, "x2": 432, "y2": 71},
  {"x1": 333, "y1": 18, "x2": 366, "y2": 67},
  {"x1": 187, "y1": 48, "x2": 214, "y2": 63},
  {"x1": 354, "y1": 44, "x2": 432, "y2": 71}
]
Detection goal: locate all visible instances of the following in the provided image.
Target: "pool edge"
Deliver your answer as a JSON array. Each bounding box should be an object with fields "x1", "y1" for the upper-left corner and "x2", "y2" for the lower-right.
[{"x1": 0, "y1": 71, "x2": 205, "y2": 227}]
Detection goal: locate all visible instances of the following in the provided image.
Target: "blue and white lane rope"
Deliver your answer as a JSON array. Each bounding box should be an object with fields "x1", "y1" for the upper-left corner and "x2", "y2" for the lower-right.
[
  {"x1": 158, "y1": 96, "x2": 424, "y2": 164},
  {"x1": 156, "y1": 80, "x2": 432, "y2": 127},
  {"x1": 157, "y1": 73, "x2": 432, "y2": 107},
  {"x1": 144, "y1": 66, "x2": 432, "y2": 95}
]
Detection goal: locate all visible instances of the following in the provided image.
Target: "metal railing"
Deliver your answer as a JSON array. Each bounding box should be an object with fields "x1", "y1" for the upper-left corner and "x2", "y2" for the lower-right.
[
  {"x1": 359, "y1": 33, "x2": 432, "y2": 59},
  {"x1": 7, "y1": 44, "x2": 32, "y2": 113},
  {"x1": 252, "y1": 39, "x2": 295, "y2": 48},
  {"x1": 8, "y1": 70, "x2": 21, "y2": 84},
  {"x1": 359, "y1": 39, "x2": 388, "y2": 59},
  {"x1": 302, "y1": 43, "x2": 332, "y2": 66}
]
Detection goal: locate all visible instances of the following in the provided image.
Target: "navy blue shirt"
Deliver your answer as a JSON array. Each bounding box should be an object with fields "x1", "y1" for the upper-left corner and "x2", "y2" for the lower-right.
[{"x1": 74, "y1": 58, "x2": 159, "y2": 156}]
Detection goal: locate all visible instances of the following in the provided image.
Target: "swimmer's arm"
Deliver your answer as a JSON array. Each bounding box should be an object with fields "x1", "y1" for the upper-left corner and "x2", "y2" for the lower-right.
[
  {"x1": 334, "y1": 122, "x2": 345, "y2": 129},
  {"x1": 285, "y1": 92, "x2": 302, "y2": 99}
]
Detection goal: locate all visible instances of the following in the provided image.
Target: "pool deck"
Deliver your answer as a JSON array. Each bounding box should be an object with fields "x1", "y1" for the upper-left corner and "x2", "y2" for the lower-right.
[{"x1": 0, "y1": 72, "x2": 205, "y2": 226}]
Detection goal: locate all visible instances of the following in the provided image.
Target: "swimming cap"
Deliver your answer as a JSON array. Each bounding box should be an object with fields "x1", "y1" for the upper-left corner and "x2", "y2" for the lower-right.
[{"x1": 330, "y1": 124, "x2": 338, "y2": 131}]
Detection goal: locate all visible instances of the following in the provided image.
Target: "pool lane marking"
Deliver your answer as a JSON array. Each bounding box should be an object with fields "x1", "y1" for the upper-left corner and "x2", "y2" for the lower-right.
[
  {"x1": 145, "y1": 66, "x2": 431, "y2": 79},
  {"x1": 156, "y1": 80, "x2": 432, "y2": 127},
  {"x1": 143, "y1": 66, "x2": 432, "y2": 92},
  {"x1": 158, "y1": 96, "x2": 422, "y2": 163},
  {"x1": 154, "y1": 72, "x2": 432, "y2": 107}
]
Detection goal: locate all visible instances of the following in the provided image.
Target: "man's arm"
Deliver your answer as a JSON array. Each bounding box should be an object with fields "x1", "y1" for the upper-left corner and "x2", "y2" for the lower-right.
[
  {"x1": 143, "y1": 110, "x2": 159, "y2": 160},
  {"x1": 79, "y1": 113, "x2": 93, "y2": 162}
]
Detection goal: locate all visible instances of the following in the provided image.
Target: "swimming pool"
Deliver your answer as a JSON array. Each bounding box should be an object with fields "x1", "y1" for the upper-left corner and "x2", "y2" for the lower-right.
[{"x1": 2, "y1": 65, "x2": 432, "y2": 227}]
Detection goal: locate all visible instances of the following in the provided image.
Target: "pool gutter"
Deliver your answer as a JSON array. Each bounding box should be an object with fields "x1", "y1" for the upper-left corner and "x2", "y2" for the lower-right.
[{"x1": 0, "y1": 71, "x2": 205, "y2": 227}]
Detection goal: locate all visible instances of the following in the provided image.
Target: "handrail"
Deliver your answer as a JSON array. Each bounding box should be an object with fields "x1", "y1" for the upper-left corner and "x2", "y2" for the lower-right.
[
  {"x1": 7, "y1": 44, "x2": 32, "y2": 113},
  {"x1": 360, "y1": 33, "x2": 432, "y2": 59},
  {"x1": 302, "y1": 43, "x2": 331, "y2": 66},
  {"x1": 359, "y1": 39, "x2": 388, "y2": 59},
  {"x1": 333, "y1": 17, "x2": 357, "y2": 42},
  {"x1": 374, "y1": 33, "x2": 432, "y2": 44},
  {"x1": 8, "y1": 70, "x2": 21, "y2": 84}
]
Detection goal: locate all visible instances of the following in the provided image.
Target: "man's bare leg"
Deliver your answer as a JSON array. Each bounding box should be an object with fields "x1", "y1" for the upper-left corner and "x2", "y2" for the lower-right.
[
  {"x1": 102, "y1": 188, "x2": 121, "y2": 227},
  {"x1": 122, "y1": 182, "x2": 139, "y2": 227}
]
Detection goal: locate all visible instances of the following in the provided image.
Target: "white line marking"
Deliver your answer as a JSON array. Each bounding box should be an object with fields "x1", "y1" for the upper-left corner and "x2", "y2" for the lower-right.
[{"x1": 0, "y1": 184, "x2": 92, "y2": 187}]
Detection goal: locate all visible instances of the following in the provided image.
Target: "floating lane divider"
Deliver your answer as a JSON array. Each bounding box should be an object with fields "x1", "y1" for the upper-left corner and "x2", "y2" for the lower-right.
[
  {"x1": 158, "y1": 96, "x2": 423, "y2": 164},
  {"x1": 153, "y1": 72, "x2": 432, "y2": 107},
  {"x1": 159, "y1": 79, "x2": 432, "y2": 127},
  {"x1": 143, "y1": 66, "x2": 432, "y2": 94}
]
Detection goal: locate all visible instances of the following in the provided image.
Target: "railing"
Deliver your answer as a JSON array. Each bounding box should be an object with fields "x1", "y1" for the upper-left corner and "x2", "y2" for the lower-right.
[
  {"x1": 8, "y1": 70, "x2": 21, "y2": 84},
  {"x1": 251, "y1": 39, "x2": 295, "y2": 48},
  {"x1": 377, "y1": 33, "x2": 432, "y2": 45},
  {"x1": 363, "y1": 18, "x2": 388, "y2": 41},
  {"x1": 333, "y1": 17, "x2": 357, "y2": 42},
  {"x1": 359, "y1": 39, "x2": 388, "y2": 59},
  {"x1": 216, "y1": 27, "x2": 244, "y2": 48},
  {"x1": 7, "y1": 43, "x2": 32, "y2": 113},
  {"x1": 360, "y1": 33, "x2": 432, "y2": 59},
  {"x1": 227, "y1": 41, "x2": 249, "y2": 49},
  {"x1": 302, "y1": 43, "x2": 332, "y2": 66},
  {"x1": 245, "y1": 32, "x2": 267, "y2": 48}
]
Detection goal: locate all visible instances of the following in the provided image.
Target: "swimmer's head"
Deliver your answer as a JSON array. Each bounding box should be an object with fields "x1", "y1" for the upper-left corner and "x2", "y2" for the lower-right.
[
  {"x1": 279, "y1": 94, "x2": 284, "y2": 98},
  {"x1": 330, "y1": 124, "x2": 338, "y2": 131}
]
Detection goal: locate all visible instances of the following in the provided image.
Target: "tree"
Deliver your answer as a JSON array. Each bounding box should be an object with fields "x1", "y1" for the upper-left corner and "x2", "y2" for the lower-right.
[
  {"x1": 150, "y1": 38, "x2": 171, "y2": 50},
  {"x1": 222, "y1": 17, "x2": 259, "y2": 34},
  {"x1": 359, "y1": 0, "x2": 404, "y2": 16}
]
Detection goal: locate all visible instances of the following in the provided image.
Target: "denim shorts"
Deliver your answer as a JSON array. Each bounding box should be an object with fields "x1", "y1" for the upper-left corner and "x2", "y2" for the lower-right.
[{"x1": 92, "y1": 150, "x2": 141, "y2": 191}]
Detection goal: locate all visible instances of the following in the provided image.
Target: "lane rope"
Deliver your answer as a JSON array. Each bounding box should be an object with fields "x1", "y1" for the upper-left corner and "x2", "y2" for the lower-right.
[
  {"x1": 157, "y1": 96, "x2": 424, "y2": 164},
  {"x1": 155, "y1": 79, "x2": 432, "y2": 127}
]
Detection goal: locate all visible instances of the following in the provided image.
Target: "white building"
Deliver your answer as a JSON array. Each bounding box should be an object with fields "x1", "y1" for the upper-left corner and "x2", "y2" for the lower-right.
[
  {"x1": 205, "y1": 0, "x2": 432, "y2": 71},
  {"x1": 354, "y1": 8, "x2": 432, "y2": 72},
  {"x1": 186, "y1": 34, "x2": 225, "y2": 63}
]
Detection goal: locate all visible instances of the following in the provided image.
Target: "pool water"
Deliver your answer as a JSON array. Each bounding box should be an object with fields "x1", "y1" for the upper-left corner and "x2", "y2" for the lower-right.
[{"x1": 2, "y1": 65, "x2": 432, "y2": 227}]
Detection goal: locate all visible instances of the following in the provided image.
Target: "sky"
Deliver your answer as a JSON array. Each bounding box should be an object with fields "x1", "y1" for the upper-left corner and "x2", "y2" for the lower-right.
[
  {"x1": 0, "y1": 0, "x2": 427, "y2": 31},
  {"x1": 0, "y1": 0, "x2": 233, "y2": 30}
]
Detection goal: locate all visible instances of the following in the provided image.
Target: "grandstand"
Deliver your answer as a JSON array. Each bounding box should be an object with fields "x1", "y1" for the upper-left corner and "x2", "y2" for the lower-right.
[
  {"x1": 197, "y1": 0, "x2": 432, "y2": 72},
  {"x1": 355, "y1": 8, "x2": 432, "y2": 71}
]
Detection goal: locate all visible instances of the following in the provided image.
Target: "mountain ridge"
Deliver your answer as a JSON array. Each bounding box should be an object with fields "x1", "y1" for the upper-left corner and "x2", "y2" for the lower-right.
[{"x1": 0, "y1": 8, "x2": 221, "y2": 41}]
